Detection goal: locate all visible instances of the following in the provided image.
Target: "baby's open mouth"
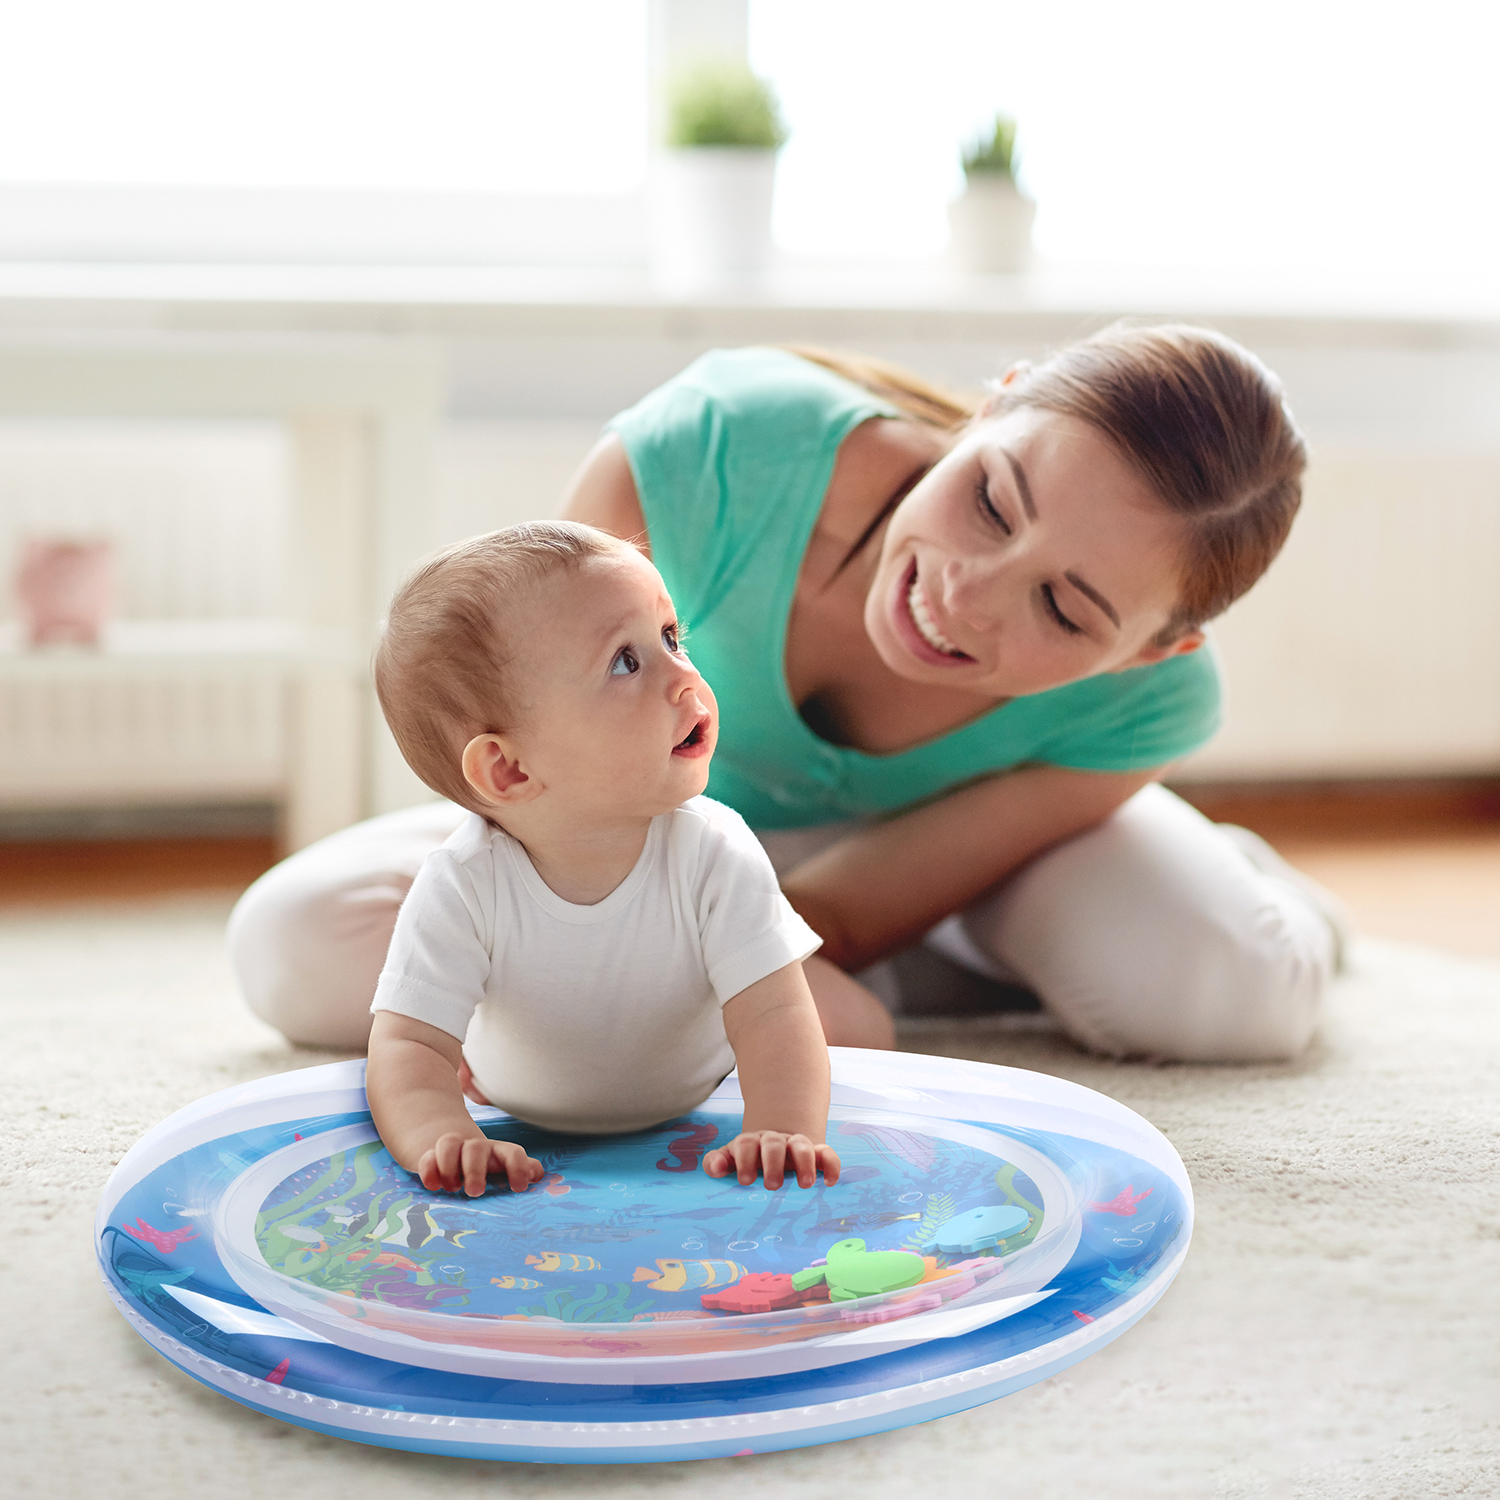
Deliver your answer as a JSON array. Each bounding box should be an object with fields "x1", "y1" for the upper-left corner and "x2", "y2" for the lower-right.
[{"x1": 673, "y1": 717, "x2": 711, "y2": 755}]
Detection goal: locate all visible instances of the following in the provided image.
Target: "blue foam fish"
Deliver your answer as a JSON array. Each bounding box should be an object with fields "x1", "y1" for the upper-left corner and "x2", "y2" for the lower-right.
[{"x1": 921, "y1": 1204, "x2": 1030, "y2": 1255}]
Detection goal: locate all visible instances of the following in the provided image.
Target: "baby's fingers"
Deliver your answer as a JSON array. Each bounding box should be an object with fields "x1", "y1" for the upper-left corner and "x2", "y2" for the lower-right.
[
  {"x1": 759, "y1": 1133, "x2": 789, "y2": 1190},
  {"x1": 422, "y1": 1133, "x2": 466, "y2": 1192},
  {"x1": 702, "y1": 1147, "x2": 732, "y2": 1178},
  {"x1": 730, "y1": 1133, "x2": 764, "y2": 1186},
  {"x1": 815, "y1": 1144, "x2": 841, "y2": 1186},
  {"x1": 460, "y1": 1136, "x2": 496, "y2": 1197},
  {"x1": 493, "y1": 1143, "x2": 542, "y2": 1195}
]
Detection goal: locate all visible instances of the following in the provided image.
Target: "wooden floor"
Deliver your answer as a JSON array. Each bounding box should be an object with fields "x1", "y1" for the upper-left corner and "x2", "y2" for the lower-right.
[{"x1": 1, "y1": 790, "x2": 1497, "y2": 962}]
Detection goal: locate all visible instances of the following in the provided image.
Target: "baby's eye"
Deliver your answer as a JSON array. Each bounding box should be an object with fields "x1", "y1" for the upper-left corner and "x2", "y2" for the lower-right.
[
  {"x1": 662, "y1": 623, "x2": 684, "y2": 654},
  {"x1": 609, "y1": 647, "x2": 640, "y2": 676}
]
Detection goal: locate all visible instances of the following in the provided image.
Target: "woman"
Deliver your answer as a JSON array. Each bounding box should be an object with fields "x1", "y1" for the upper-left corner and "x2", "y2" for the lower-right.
[{"x1": 230, "y1": 325, "x2": 1340, "y2": 1061}]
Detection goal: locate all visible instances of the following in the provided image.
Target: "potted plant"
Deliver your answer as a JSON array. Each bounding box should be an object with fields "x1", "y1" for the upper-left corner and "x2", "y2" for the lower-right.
[
  {"x1": 948, "y1": 114, "x2": 1035, "y2": 274},
  {"x1": 650, "y1": 61, "x2": 788, "y2": 294}
]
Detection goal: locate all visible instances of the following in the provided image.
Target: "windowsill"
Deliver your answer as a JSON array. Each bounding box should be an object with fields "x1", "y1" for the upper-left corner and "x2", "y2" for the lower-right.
[{"x1": 0, "y1": 259, "x2": 1496, "y2": 341}]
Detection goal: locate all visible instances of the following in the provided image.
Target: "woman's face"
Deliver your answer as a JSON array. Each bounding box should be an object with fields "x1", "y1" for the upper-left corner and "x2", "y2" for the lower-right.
[{"x1": 864, "y1": 405, "x2": 1205, "y2": 699}]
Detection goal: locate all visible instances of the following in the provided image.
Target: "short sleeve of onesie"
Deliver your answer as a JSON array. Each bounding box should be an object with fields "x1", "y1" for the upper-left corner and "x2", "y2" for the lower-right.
[
  {"x1": 370, "y1": 814, "x2": 496, "y2": 1041},
  {"x1": 679, "y1": 797, "x2": 822, "y2": 1003}
]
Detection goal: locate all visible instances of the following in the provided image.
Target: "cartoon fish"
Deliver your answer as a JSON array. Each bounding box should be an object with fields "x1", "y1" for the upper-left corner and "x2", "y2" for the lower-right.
[
  {"x1": 657, "y1": 1121, "x2": 719, "y2": 1173},
  {"x1": 526, "y1": 1252, "x2": 603, "y2": 1273},
  {"x1": 538, "y1": 1173, "x2": 571, "y2": 1197},
  {"x1": 813, "y1": 1211, "x2": 922, "y2": 1235},
  {"x1": 1089, "y1": 1185, "x2": 1152, "y2": 1217},
  {"x1": 632, "y1": 1257, "x2": 747, "y2": 1292},
  {"x1": 276, "y1": 1223, "x2": 329, "y2": 1249},
  {"x1": 349, "y1": 1249, "x2": 422, "y2": 1273},
  {"x1": 122, "y1": 1218, "x2": 199, "y2": 1254},
  {"x1": 490, "y1": 1276, "x2": 543, "y2": 1290},
  {"x1": 920, "y1": 1204, "x2": 1031, "y2": 1256},
  {"x1": 115, "y1": 1263, "x2": 195, "y2": 1298},
  {"x1": 382, "y1": 1204, "x2": 475, "y2": 1251},
  {"x1": 836, "y1": 1122, "x2": 938, "y2": 1174},
  {"x1": 1100, "y1": 1261, "x2": 1144, "y2": 1294}
]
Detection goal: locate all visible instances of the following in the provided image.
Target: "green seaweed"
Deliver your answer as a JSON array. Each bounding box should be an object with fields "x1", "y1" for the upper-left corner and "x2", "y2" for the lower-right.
[
  {"x1": 901, "y1": 1192, "x2": 956, "y2": 1253},
  {"x1": 520, "y1": 1282, "x2": 657, "y2": 1323},
  {"x1": 990, "y1": 1165, "x2": 1043, "y2": 1253}
]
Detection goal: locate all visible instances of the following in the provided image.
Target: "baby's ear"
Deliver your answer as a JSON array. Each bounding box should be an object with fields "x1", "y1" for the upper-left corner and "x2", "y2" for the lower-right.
[{"x1": 461, "y1": 734, "x2": 535, "y2": 806}]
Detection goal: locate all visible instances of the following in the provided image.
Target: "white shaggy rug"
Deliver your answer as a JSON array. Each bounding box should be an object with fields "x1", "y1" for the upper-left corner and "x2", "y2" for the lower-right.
[{"x1": 2, "y1": 894, "x2": 1497, "y2": 1500}]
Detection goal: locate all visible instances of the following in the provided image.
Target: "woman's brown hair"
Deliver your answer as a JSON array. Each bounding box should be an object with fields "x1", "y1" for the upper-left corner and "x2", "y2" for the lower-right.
[{"x1": 793, "y1": 324, "x2": 1306, "y2": 644}]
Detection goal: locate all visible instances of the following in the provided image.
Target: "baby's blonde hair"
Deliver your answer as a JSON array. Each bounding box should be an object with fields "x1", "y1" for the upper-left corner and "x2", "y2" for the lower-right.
[{"x1": 375, "y1": 521, "x2": 625, "y2": 812}]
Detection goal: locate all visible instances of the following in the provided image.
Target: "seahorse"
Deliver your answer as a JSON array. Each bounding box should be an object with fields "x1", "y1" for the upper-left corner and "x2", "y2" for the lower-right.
[{"x1": 656, "y1": 1121, "x2": 719, "y2": 1172}]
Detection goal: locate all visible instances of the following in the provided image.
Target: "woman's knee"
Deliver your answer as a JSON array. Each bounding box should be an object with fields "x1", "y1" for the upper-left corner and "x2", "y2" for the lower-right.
[
  {"x1": 961, "y1": 785, "x2": 1336, "y2": 1063},
  {"x1": 227, "y1": 801, "x2": 465, "y2": 1050}
]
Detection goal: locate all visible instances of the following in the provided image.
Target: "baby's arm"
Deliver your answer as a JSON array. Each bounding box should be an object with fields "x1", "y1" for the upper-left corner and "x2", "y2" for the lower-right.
[
  {"x1": 366, "y1": 1011, "x2": 543, "y2": 1197},
  {"x1": 705, "y1": 961, "x2": 841, "y2": 1189}
]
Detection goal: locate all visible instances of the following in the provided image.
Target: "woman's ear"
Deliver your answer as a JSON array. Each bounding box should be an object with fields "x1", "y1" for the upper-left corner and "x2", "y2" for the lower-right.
[
  {"x1": 462, "y1": 733, "x2": 536, "y2": 808},
  {"x1": 1127, "y1": 628, "x2": 1206, "y2": 668},
  {"x1": 978, "y1": 361, "x2": 1031, "y2": 418}
]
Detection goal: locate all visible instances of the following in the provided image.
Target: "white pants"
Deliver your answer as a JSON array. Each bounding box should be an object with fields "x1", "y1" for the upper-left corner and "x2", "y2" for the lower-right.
[{"x1": 227, "y1": 785, "x2": 1338, "y2": 1063}]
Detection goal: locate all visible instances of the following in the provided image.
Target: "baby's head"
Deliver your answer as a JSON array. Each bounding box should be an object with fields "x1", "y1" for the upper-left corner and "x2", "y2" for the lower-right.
[{"x1": 376, "y1": 521, "x2": 717, "y2": 824}]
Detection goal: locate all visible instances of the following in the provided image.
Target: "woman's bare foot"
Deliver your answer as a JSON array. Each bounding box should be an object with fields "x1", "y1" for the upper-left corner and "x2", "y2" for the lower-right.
[
  {"x1": 456, "y1": 1059, "x2": 494, "y2": 1106},
  {"x1": 803, "y1": 954, "x2": 896, "y2": 1050}
]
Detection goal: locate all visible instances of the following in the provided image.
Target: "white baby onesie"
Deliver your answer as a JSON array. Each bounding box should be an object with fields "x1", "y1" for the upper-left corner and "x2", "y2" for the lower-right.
[{"x1": 370, "y1": 795, "x2": 821, "y2": 1134}]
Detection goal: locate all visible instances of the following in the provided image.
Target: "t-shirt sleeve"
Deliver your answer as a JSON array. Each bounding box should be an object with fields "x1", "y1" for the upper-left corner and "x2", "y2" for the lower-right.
[
  {"x1": 687, "y1": 801, "x2": 823, "y2": 1004},
  {"x1": 1037, "y1": 640, "x2": 1224, "y2": 773},
  {"x1": 370, "y1": 848, "x2": 493, "y2": 1041},
  {"x1": 605, "y1": 348, "x2": 891, "y2": 630}
]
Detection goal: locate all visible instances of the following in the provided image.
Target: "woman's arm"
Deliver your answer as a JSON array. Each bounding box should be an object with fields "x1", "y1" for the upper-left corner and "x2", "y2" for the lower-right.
[
  {"x1": 560, "y1": 433, "x2": 648, "y2": 549},
  {"x1": 781, "y1": 764, "x2": 1160, "y2": 972}
]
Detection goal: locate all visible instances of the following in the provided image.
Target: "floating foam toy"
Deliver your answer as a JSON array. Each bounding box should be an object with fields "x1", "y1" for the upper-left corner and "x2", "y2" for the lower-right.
[{"x1": 95, "y1": 1049, "x2": 1192, "y2": 1463}]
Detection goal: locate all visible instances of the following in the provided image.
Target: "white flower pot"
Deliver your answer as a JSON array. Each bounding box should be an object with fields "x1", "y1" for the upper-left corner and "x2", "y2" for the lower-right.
[
  {"x1": 947, "y1": 175, "x2": 1035, "y2": 274},
  {"x1": 650, "y1": 147, "x2": 778, "y2": 295}
]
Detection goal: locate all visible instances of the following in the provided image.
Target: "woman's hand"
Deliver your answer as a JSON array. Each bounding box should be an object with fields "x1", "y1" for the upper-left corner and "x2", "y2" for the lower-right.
[
  {"x1": 418, "y1": 1132, "x2": 544, "y2": 1197},
  {"x1": 704, "y1": 1130, "x2": 841, "y2": 1189},
  {"x1": 782, "y1": 763, "x2": 1159, "y2": 971}
]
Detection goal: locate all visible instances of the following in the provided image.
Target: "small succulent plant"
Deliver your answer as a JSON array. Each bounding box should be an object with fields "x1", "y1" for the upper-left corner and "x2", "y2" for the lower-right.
[
  {"x1": 962, "y1": 114, "x2": 1019, "y2": 178},
  {"x1": 667, "y1": 61, "x2": 788, "y2": 150}
]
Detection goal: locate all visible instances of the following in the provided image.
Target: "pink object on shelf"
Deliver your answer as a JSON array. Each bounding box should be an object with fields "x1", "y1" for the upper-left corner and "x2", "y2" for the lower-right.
[{"x1": 14, "y1": 538, "x2": 116, "y2": 647}]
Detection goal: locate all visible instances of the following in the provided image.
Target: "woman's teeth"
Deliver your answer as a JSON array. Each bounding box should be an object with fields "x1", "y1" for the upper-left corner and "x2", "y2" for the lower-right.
[{"x1": 907, "y1": 577, "x2": 963, "y2": 656}]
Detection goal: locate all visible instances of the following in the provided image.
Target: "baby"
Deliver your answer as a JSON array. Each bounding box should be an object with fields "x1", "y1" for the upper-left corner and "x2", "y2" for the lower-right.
[{"x1": 366, "y1": 520, "x2": 842, "y2": 1197}]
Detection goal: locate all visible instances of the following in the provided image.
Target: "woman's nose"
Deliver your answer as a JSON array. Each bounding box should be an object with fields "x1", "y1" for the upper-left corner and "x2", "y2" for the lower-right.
[{"x1": 942, "y1": 555, "x2": 1006, "y2": 629}]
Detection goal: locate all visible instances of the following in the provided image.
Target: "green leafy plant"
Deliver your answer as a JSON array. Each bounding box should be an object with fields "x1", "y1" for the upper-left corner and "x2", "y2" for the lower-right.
[
  {"x1": 962, "y1": 114, "x2": 1018, "y2": 178},
  {"x1": 667, "y1": 61, "x2": 788, "y2": 149}
]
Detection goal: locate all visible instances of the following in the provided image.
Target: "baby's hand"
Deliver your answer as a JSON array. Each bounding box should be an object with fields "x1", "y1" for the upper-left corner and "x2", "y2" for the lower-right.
[
  {"x1": 703, "y1": 1132, "x2": 841, "y2": 1190},
  {"x1": 417, "y1": 1132, "x2": 544, "y2": 1197}
]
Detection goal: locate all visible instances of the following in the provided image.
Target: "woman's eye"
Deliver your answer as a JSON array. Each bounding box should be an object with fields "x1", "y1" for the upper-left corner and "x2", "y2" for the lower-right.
[
  {"x1": 609, "y1": 647, "x2": 640, "y2": 676},
  {"x1": 974, "y1": 475, "x2": 1011, "y2": 535},
  {"x1": 1041, "y1": 584, "x2": 1084, "y2": 636}
]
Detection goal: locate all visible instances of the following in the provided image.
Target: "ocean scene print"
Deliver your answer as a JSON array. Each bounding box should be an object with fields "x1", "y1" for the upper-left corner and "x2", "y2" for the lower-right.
[{"x1": 250, "y1": 1110, "x2": 1048, "y2": 1325}]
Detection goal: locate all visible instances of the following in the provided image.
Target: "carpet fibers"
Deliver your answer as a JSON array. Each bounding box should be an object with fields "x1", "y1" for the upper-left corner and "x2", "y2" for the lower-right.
[{"x1": 2, "y1": 895, "x2": 1496, "y2": 1499}]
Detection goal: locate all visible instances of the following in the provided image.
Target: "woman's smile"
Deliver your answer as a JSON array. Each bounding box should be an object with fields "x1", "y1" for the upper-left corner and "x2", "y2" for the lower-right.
[{"x1": 891, "y1": 560, "x2": 975, "y2": 668}]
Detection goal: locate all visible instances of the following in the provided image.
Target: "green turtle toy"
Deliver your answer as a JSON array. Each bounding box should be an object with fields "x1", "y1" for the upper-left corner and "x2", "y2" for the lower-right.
[{"x1": 791, "y1": 1237, "x2": 926, "y2": 1301}]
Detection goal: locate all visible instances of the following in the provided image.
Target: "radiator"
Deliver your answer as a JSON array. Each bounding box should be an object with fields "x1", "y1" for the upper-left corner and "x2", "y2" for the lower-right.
[
  {"x1": 1178, "y1": 444, "x2": 1500, "y2": 779},
  {"x1": 4, "y1": 422, "x2": 1498, "y2": 812},
  {"x1": 0, "y1": 422, "x2": 292, "y2": 807}
]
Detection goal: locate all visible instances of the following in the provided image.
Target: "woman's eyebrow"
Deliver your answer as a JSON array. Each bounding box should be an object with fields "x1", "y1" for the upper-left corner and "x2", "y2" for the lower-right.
[
  {"x1": 999, "y1": 448, "x2": 1038, "y2": 520},
  {"x1": 1064, "y1": 570, "x2": 1121, "y2": 628}
]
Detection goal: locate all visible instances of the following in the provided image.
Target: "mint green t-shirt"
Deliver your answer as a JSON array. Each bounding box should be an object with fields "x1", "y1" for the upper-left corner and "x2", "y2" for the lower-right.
[{"x1": 608, "y1": 347, "x2": 1221, "y2": 831}]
